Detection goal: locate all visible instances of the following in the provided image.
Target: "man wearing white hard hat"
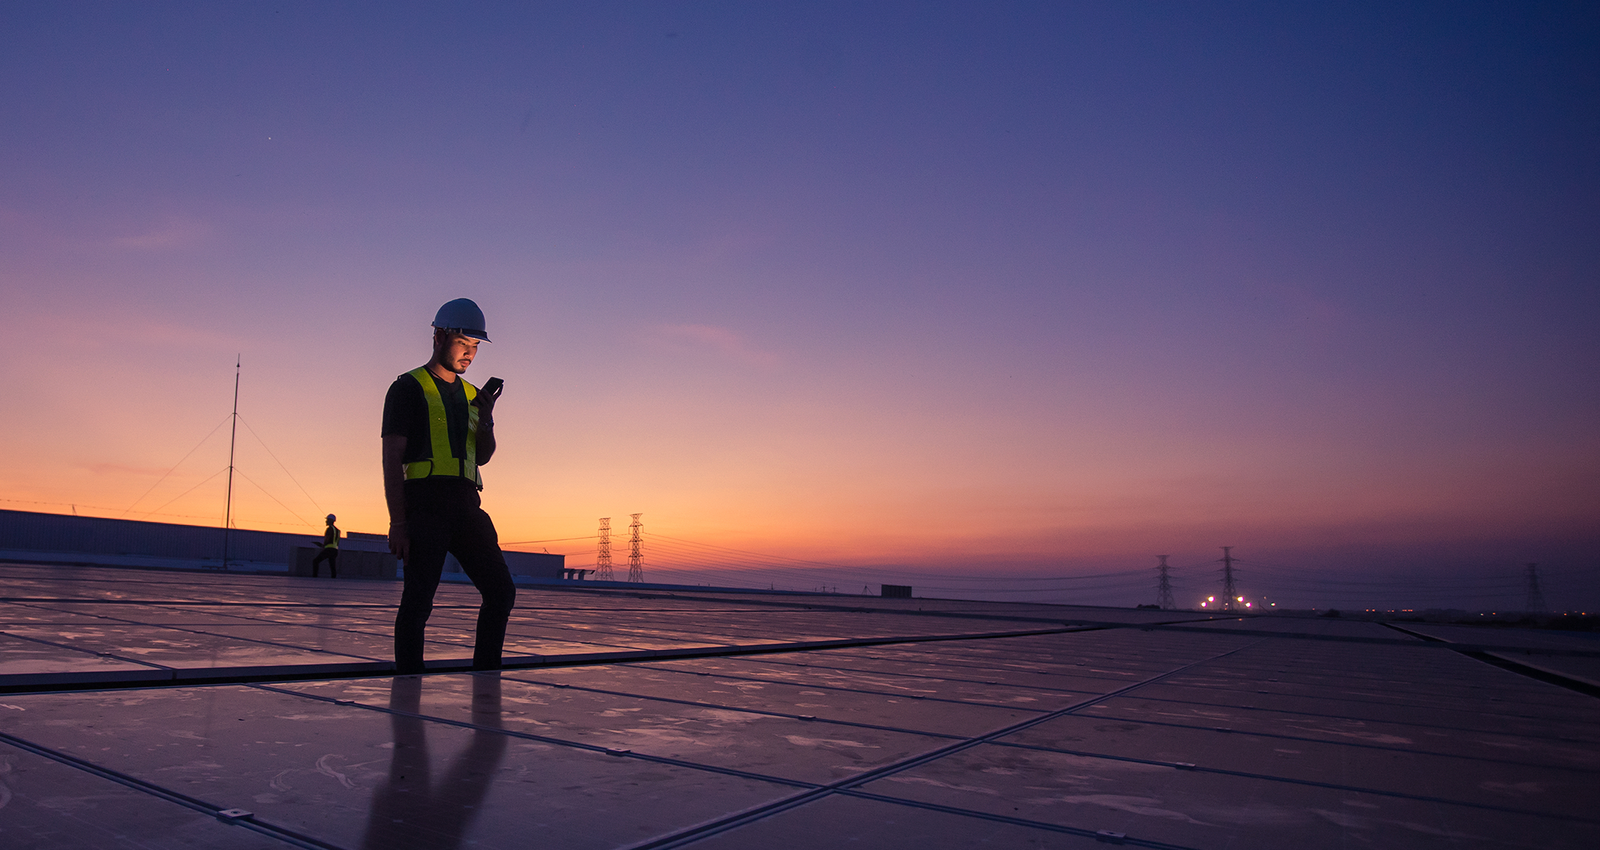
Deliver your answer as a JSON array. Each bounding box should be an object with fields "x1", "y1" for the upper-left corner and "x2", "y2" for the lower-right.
[{"x1": 380, "y1": 298, "x2": 516, "y2": 674}]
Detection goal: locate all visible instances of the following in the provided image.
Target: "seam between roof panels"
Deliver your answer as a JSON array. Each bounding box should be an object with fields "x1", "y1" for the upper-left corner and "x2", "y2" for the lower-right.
[
  {"x1": 838, "y1": 789, "x2": 1205, "y2": 850},
  {"x1": 615, "y1": 639, "x2": 1262, "y2": 850},
  {"x1": 246, "y1": 680, "x2": 819, "y2": 792},
  {"x1": 9, "y1": 601, "x2": 385, "y2": 664},
  {"x1": 0, "y1": 628, "x2": 172, "y2": 671},
  {"x1": 494, "y1": 672, "x2": 970, "y2": 740},
  {"x1": 0, "y1": 627, "x2": 1077, "y2": 694},
  {"x1": 0, "y1": 729, "x2": 344, "y2": 850},
  {"x1": 986, "y1": 740, "x2": 1600, "y2": 824},
  {"x1": 1383, "y1": 622, "x2": 1600, "y2": 698},
  {"x1": 1033, "y1": 713, "x2": 1598, "y2": 773},
  {"x1": 619, "y1": 662, "x2": 1069, "y2": 712},
  {"x1": 1105, "y1": 691, "x2": 1575, "y2": 734}
]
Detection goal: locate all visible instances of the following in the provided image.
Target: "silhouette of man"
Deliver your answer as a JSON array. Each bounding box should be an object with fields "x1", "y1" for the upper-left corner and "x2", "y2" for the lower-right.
[
  {"x1": 381, "y1": 298, "x2": 515, "y2": 674},
  {"x1": 311, "y1": 514, "x2": 340, "y2": 578}
]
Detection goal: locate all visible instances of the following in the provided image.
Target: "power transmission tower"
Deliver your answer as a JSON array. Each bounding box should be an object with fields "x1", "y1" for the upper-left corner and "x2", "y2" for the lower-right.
[
  {"x1": 1219, "y1": 546, "x2": 1238, "y2": 612},
  {"x1": 627, "y1": 513, "x2": 644, "y2": 583},
  {"x1": 595, "y1": 518, "x2": 613, "y2": 580},
  {"x1": 1156, "y1": 555, "x2": 1175, "y2": 610},
  {"x1": 1524, "y1": 563, "x2": 1548, "y2": 614}
]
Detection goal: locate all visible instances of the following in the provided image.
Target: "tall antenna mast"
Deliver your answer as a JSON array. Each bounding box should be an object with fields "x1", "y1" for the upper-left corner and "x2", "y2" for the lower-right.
[
  {"x1": 221, "y1": 355, "x2": 240, "y2": 571},
  {"x1": 1219, "y1": 546, "x2": 1237, "y2": 612},
  {"x1": 595, "y1": 518, "x2": 613, "y2": 580},
  {"x1": 1156, "y1": 555, "x2": 1174, "y2": 610},
  {"x1": 627, "y1": 513, "x2": 644, "y2": 583}
]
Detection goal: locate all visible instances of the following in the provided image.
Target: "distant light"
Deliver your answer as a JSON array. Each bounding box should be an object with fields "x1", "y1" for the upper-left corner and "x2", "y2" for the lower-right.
[
  {"x1": 1207, "y1": 596, "x2": 1215, "y2": 602},
  {"x1": 1236, "y1": 596, "x2": 1243, "y2": 602},
  {"x1": 1200, "y1": 602, "x2": 1207, "y2": 607},
  {"x1": 1245, "y1": 602, "x2": 1252, "y2": 608}
]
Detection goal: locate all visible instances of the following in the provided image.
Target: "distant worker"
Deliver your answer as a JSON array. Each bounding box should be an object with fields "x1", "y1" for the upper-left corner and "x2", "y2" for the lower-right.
[
  {"x1": 381, "y1": 298, "x2": 515, "y2": 675},
  {"x1": 311, "y1": 513, "x2": 340, "y2": 578}
]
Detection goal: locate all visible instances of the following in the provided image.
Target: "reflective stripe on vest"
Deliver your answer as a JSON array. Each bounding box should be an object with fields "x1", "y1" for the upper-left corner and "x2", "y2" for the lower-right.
[{"x1": 402, "y1": 367, "x2": 482, "y2": 488}]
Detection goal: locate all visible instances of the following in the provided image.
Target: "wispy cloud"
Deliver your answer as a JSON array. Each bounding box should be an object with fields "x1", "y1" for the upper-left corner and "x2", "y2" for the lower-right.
[
  {"x1": 82, "y1": 462, "x2": 176, "y2": 478},
  {"x1": 654, "y1": 323, "x2": 778, "y2": 367},
  {"x1": 110, "y1": 217, "x2": 213, "y2": 250},
  {"x1": 58, "y1": 314, "x2": 239, "y2": 352}
]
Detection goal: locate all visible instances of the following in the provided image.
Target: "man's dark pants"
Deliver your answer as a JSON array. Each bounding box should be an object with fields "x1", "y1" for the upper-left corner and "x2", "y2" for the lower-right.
[
  {"x1": 395, "y1": 482, "x2": 516, "y2": 674},
  {"x1": 311, "y1": 547, "x2": 338, "y2": 578}
]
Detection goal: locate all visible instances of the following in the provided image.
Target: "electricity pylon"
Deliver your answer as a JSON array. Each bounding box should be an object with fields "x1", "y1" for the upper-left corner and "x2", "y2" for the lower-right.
[
  {"x1": 1219, "y1": 546, "x2": 1238, "y2": 612},
  {"x1": 1156, "y1": 555, "x2": 1175, "y2": 610},
  {"x1": 627, "y1": 513, "x2": 644, "y2": 583},
  {"x1": 595, "y1": 518, "x2": 613, "y2": 580}
]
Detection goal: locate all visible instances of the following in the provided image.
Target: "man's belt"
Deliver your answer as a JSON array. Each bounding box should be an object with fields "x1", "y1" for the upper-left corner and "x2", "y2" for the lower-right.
[{"x1": 404, "y1": 458, "x2": 482, "y2": 487}]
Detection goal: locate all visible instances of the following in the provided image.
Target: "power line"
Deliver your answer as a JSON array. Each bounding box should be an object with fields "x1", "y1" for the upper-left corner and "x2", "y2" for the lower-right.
[
  {"x1": 494, "y1": 521, "x2": 1595, "y2": 609},
  {"x1": 600, "y1": 535, "x2": 1161, "y2": 599},
  {"x1": 502, "y1": 534, "x2": 600, "y2": 546},
  {"x1": 647, "y1": 532, "x2": 861, "y2": 571},
  {"x1": 645, "y1": 532, "x2": 1154, "y2": 583}
]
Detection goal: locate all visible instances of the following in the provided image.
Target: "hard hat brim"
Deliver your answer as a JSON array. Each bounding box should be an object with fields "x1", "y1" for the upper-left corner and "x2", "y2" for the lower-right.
[{"x1": 433, "y1": 324, "x2": 491, "y2": 342}]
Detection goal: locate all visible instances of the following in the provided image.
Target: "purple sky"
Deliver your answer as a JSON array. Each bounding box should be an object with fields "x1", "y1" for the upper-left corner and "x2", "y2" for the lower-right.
[{"x1": 3, "y1": 2, "x2": 1597, "y2": 609}]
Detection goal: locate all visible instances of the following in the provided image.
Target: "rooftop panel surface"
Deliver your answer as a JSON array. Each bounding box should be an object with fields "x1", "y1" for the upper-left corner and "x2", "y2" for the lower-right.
[{"x1": 1, "y1": 563, "x2": 1595, "y2": 849}]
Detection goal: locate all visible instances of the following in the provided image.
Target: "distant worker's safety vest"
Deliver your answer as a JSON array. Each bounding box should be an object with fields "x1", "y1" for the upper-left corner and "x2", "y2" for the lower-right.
[
  {"x1": 323, "y1": 526, "x2": 340, "y2": 549},
  {"x1": 402, "y1": 367, "x2": 483, "y2": 489}
]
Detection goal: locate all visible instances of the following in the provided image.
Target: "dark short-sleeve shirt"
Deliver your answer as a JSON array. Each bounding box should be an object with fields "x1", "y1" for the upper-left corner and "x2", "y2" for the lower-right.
[{"x1": 382, "y1": 370, "x2": 477, "y2": 491}]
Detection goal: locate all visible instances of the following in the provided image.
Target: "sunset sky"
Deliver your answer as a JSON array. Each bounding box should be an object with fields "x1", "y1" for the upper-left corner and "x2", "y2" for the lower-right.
[{"x1": 3, "y1": 2, "x2": 1596, "y2": 609}]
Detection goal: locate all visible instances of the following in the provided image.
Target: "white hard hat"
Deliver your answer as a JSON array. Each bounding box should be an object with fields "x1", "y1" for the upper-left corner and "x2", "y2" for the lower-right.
[{"x1": 432, "y1": 298, "x2": 490, "y2": 342}]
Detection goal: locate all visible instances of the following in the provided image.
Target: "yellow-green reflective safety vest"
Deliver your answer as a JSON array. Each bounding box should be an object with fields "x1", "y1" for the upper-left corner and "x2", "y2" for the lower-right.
[
  {"x1": 322, "y1": 526, "x2": 340, "y2": 549},
  {"x1": 402, "y1": 367, "x2": 483, "y2": 489}
]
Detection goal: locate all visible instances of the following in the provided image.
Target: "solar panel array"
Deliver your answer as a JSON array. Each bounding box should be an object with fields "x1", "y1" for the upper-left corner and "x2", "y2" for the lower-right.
[{"x1": 1, "y1": 562, "x2": 1595, "y2": 849}]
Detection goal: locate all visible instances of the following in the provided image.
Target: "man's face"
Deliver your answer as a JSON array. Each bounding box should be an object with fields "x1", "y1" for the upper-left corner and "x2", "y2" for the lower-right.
[{"x1": 435, "y1": 333, "x2": 480, "y2": 374}]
